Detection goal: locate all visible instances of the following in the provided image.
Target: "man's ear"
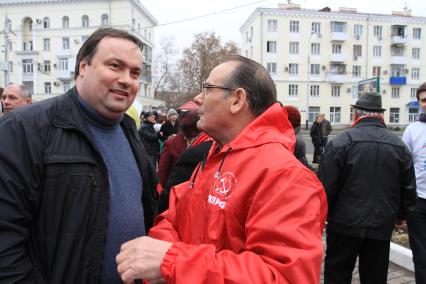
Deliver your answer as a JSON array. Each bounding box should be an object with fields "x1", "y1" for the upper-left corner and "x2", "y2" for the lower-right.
[
  {"x1": 79, "y1": 60, "x2": 88, "y2": 77},
  {"x1": 230, "y1": 88, "x2": 248, "y2": 114}
]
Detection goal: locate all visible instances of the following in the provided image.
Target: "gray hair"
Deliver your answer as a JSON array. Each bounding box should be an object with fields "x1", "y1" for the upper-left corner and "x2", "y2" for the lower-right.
[
  {"x1": 354, "y1": 108, "x2": 383, "y2": 117},
  {"x1": 7, "y1": 83, "x2": 32, "y2": 99}
]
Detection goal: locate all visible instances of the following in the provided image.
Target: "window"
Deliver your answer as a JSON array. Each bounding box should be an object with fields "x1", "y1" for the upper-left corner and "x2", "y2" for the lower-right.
[
  {"x1": 312, "y1": 22, "x2": 321, "y2": 34},
  {"x1": 24, "y1": 41, "x2": 33, "y2": 51},
  {"x1": 267, "y1": 19, "x2": 277, "y2": 32},
  {"x1": 391, "y1": 46, "x2": 405, "y2": 56},
  {"x1": 267, "y1": 63, "x2": 276, "y2": 74},
  {"x1": 266, "y1": 41, "x2": 276, "y2": 53},
  {"x1": 373, "y1": 46, "x2": 382, "y2": 57},
  {"x1": 353, "y1": 65, "x2": 361, "y2": 77},
  {"x1": 8, "y1": 41, "x2": 12, "y2": 51},
  {"x1": 354, "y1": 24, "x2": 363, "y2": 37},
  {"x1": 62, "y1": 16, "x2": 69, "y2": 28},
  {"x1": 389, "y1": 108, "x2": 400, "y2": 123},
  {"x1": 310, "y1": 85, "x2": 319, "y2": 97},
  {"x1": 289, "y1": 64, "x2": 298, "y2": 75},
  {"x1": 372, "y1": 66, "x2": 381, "y2": 77},
  {"x1": 330, "y1": 64, "x2": 346, "y2": 75},
  {"x1": 59, "y1": 58, "x2": 68, "y2": 71},
  {"x1": 43, "y1": 17, "x2": 50, "y2": 29},
  {"x1": 311, "y1": 43, "x2": 320, "y2": 55},
  {"x1": 8, "y1": 61, "x2": 13, "y2": 73},
  {"x1": 391, "y1": 65, "x2": 405, "y2": 77},
  {"x1": 309, "y1": 107, "x2": 320, "y2": 123},
  {"x1": 101, "y1": 14, "x2": 109, "y2": 26},
  {"x1": 331, "y1": 85, "x2": 341, "y2": 97},
  {"x1": 44, "y1": 82, "x2": 51, "y2": 94},
  {"x1": 412, "y1": 48, "x2": 420, "y2": 59},
  {"x1": 63, "y1": 82, "x2": 71, "y2": 92},
  {"x1": 332, "y1": 44, "x2": 342, "y2": 54},
  {"x1": 311, "y1": 64, "x2": 320, "y2": 76},
  {"x1": 82, "y1": 15, "x2": 89, "y2": 27},
  {"x1": 23, "y1": 59, "x2": 33, "y2": 74},
  {"x1": 350, "y1": 107, "x2": 354, "y2": 121},
  {"x1": 413, "y1": 28, "x2": 421, "y2": 39},
  {"x1": 409, "y1": 108, "x2": 419, "y2": 122},
  {"x1": 411, "y1": 88, "x2": 417, "y2": 99},
  {"x1": 330, "y1": 107, "x2": 341, "y2": 123},
  {"x1": 62, "y1": 37, "x2": 70, "y2": 50},
  {"x1": 43, "y1": 38, "x2": 50, "y2": 51},
  {"x1": 412, "y1": 68, "x2": 420, "y2": 80},
  {"x1": 391, "y1": 87, "x2": 400, "y2": 98},
  {"x1": 290, "y1": 21, "x2": 299, "y2": 33},
  {"x1": 43, "y1": 60, "x2": 51, "y2": 73},
  {"x1": 331, "y1": 22, "x2": 346, "y2": 33},
  {"x1": 289, "y1": 84, "x2": 298, "y2": 96},
  {"x1": 353, "y1": 45, "x2": 362, "y2": 59},
  {"x1": 374, "y1": 26, "x2": 383, "y2": 39},
  {"x1": 289, "y1": 42, "x2": 299, "y2": 54}
]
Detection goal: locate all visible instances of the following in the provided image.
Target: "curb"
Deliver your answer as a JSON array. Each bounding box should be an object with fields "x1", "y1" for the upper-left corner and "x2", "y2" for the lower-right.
[{"x1": 390, "y1": 242, "x2": 414, "y2": 272}]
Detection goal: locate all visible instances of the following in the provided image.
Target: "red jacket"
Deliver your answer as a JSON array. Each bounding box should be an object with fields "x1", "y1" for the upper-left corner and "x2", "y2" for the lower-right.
[{"x1": 149, "y1": 103, "x2": 328, "y2": 283}]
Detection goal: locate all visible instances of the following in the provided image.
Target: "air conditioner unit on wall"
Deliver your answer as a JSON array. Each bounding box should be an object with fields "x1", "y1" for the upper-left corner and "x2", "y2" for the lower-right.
[
  {"x1": 347, "y1": 88, "x2": 351, "y2": 93},
  {"x1": 53, "y1": 81, "x2": 60, "y2": 87},
  {"x1": 383, "y1": 70, "x2": 388, "y2": 75},
  {"x1": 382, "y1": 89, "x2": 386, "y2": 94},
  {"x1": 321, "y1": 65, "x2": 326, "y2": 70},
  {"x1": 36, "y1": 19, "x2": 42, "y2": 24},
  {"x1": 284, "y1": 66, "x2": 289, "y2": 72},
  {"x1": 355, "y1": 35, "x2": 360, "y2": 40}
]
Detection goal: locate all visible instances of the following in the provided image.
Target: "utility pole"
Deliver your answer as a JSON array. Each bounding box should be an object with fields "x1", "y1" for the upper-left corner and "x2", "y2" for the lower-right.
[{"x1": 2, "y1": 14, "x2": 11, "y2": 86}]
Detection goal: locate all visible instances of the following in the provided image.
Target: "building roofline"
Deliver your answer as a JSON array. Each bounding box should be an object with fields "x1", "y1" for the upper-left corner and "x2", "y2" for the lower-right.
[{"x1": 240, "y1": 7, "x2": 426, "y2": 32}]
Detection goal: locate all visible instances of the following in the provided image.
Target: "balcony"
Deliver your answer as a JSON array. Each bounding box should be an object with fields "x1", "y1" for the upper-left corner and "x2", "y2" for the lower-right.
[
  {"x1": 390, "y1": 56, "x2": 407, "y2": 65},
  {"x1": 56, "y1": 49, "x2": 72, "y2": 57},
  {"x1": 391, "y1": 35, "x2": 407, "y2": 45},
  {"x1": 389, "y1": 76, "x2": 407, "y2": 85},
  {"x1": 22, "y1": 73, "x2": 33, "y2": 81},
  {"x1": 330, "y1": 53, "x2": 346, "y2": 62},
  {"x1": 326, "y1": 72, "x2": 347, "y2": 83},
  {"x1": 16, "y1": 50, "x2": 39, "y2": 56},
  {"x1": 57, "y1": 70, "x2": 74, "y2": 80},
  {"x1": 331, "y1": 32, "x2": 348, "y2": 41}
]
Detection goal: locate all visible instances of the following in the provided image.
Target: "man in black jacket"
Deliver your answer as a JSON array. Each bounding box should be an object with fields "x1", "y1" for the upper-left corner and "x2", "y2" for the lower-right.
[
  {"x1": 318, "y1": 93, "x2": 417, "y2": 284},
  {"x1": 139, "y1": 111, "x2": 161, "y2": 169},
  {"x1": 0, "y1": 28, "x2": 157, "y2": 283}
]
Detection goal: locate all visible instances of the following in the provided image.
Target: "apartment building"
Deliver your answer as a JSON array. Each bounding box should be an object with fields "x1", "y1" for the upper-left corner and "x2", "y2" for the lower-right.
[
  {"x1": 0, "y1": 0, "x2": 164, "y2": 108},
  {"x1": 240, "y1": 4, "x2": 426, "y2": 125}
]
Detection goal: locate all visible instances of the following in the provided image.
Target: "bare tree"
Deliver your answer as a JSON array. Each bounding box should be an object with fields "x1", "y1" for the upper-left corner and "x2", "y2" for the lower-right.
[{"x1": 153, "y1": 36, "x2": 178, "y2": 97}]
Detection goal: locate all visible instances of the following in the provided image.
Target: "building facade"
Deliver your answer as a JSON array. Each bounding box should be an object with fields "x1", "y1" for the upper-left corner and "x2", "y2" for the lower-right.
[
  {"x1": 240, "y1": 4, "x2": 426, "y2": 126},
  {"x1": 0, "y1": 0, "x2": 164, "y2": 108}
]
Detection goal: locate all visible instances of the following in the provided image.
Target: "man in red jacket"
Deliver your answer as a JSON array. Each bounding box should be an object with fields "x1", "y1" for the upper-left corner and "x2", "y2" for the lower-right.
[{"x1": 116, "y1": 55, "x2": 327, "y2": 283}]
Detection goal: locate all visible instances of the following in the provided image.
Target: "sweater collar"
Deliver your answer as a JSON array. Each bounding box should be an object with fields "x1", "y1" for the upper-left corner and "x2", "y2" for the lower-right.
[{"x1": 77, "y1": 94, "x2": 122, "y2": 130}]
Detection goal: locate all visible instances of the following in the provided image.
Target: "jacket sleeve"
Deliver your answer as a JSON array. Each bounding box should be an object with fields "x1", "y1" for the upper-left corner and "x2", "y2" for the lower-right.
[
  {"x1": 156, "y1": 167, "x2": 327, "y2": 284},
  {"x1": 157, "y1": 142, "x2": 173, "y2": 188},
  {"x1": 138, "y1": 126, "x2": 159, "y2": 142},
  {"x1": 318, "y1": 141, "x2": 346, "y2": 214},
  {"x1": 0, "y1": 114, "x2": 43, "y2": 282},
  {"x1": 398, "y1": 148, "x2": 417, "y2": 219}
]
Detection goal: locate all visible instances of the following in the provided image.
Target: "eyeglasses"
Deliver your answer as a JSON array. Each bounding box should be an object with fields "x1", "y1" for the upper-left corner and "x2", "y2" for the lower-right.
[{"x1": 202, "y1": 82, "x2": 236, "y2": 96}]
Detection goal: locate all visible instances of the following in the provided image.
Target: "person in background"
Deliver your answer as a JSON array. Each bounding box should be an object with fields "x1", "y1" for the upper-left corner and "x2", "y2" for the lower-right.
[
  {"x1": 319, "y1": 92, "x2": 416, "y2": 284},
  {"x1": 402, "y1": 82, "x2": 426, "y2": 283},
  {"x1": 310, "y1": 114, "x2": 324, "y2": 163},
  {"x1": 284, "y1": 105, "x2": 308, "y2": 167},
  {"x1": 139, "y1": 111, "x2": 162, "y2": 169},
  {"x1": 320, "y1": 113, "x2": 332, "y2": 150},
  {"x1": 1, "y1": 83, "x2": 32, "y2": 114},
  {"x1": 160, "y1": 108, "x2": 179, "y2": 140},
  {"x1": 0, "y1": 28, "x2": 157, "y2": 283},
  {"x1": 116, "y1": 55, "x2": 327, "y2": 283}
]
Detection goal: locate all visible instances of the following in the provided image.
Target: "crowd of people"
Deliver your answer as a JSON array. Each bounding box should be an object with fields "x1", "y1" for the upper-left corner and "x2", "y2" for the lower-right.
[{"x1": 0, "y1": 27, "x2": 425, "y2": 284}]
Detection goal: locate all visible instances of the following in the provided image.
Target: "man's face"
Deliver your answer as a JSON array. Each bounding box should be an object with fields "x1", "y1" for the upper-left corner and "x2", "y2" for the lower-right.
[
  {"x1": 146, "y1": 114, "x2": 156, "y2": 124},
  {"x1": 194, "y1": 61, "x2": 238, "y2": 139},
  {"x1": 1, "y1": 85, "x2": 31, "y2": 113},
  {"x1": 419, "y1": 92, "x2": 426, "y2": 113},
  {"x1": 76, "y1": 37, "x2": 142, "y2": 120},
  {"x1": 168, "y1": 114, "x2": 178, "y2": 122}
]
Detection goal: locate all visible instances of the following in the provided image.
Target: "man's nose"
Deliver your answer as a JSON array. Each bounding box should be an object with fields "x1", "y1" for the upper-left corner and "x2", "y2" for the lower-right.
[
  {"x1": 193, "y1": 92, "x2": 203, "y2": 106},
  {"x1": 117, "y1": 71, "x2": 132, "y2": 87}
]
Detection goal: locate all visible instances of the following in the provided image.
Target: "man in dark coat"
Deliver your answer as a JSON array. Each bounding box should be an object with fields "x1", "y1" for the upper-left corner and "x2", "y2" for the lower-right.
[
  {"x1": 318, "y1": 93, "x2": 417, "y2": 284},
  {"x1": 139, "y1": 111, "x2": 161, "y2": 169},
  {"x1": 0, "y1": 28, "x2": 157, "y2": 283},
  {"x1": 310, "y1": 114, "x2": 323, "y2": 163}
]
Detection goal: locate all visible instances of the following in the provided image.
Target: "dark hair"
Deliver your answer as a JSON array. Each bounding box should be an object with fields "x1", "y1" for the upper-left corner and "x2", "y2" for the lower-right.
[
  {"x1": 416, "y1": 82, "x2": 426, "y2": 101},
  {"x1": 179, "y1": 110, "x2": 201, "y2": 140},
  {"x1": 74, "y1": 28, "x2": 144, "y2": 79},
  {"x1": 283, "y1": 105, "x2": 301, "y2": 129},
  {"x1": 222, "y1": 55, "x2": 277, "y2": 116}
]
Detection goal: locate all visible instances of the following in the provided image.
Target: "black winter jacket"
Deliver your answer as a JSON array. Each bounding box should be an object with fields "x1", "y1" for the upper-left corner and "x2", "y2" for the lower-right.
[
  {"x1": 318, "y1": 117, "x2": 417, "y2": 240},
  {"x1": 0, "y1": 88, "x2": 157, "y2": 283},
  {"x1": 138, "y1": 121, "x2": 161, "y2": 155},
  {"x1": 310, "y1": 121, "x2": 323, "y2": 146},
  {"x1": 159, "y1": 121, "x2": 179, "y2": 141}
]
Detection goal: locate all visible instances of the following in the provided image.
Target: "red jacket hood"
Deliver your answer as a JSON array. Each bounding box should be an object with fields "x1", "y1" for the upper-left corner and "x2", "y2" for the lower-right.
[{"x1": 212, "y1": 102, "x2": 296, "y2": 154}]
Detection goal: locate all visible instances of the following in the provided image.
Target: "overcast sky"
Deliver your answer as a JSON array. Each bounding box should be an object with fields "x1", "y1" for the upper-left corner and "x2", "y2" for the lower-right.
[{"x1": 141, "y1": 0, "x2": 426, "y2": 55}]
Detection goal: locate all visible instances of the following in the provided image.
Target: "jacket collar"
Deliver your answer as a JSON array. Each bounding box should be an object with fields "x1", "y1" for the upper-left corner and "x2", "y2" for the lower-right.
[{"x1": 353, "y1": 116, "x2": 386, "y2": 128}]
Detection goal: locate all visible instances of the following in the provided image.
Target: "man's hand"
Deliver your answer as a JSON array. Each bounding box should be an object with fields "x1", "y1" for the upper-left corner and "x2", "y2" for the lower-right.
[{"x1": 116, "y1": 236, "x2": 173, "y2": 283}]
